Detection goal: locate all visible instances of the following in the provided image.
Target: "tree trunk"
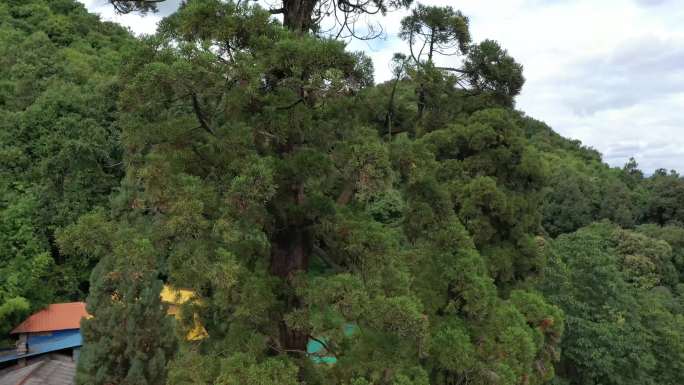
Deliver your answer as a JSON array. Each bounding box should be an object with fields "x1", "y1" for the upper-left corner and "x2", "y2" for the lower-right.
[
  {"x1": 418, "y1": 84, "x2": 426, "y2": 119},
  {"x1": 418, "y1": 35, "x2": 435, "y2": 120},
  {"x1": 268, "y1": 0, "x2": 319, "y2": 354},
  {"x1": 282, "y1": 0, "x2": 319, "y2": 33},
  {"x1": 270, "y1": 224, "x2": 309, "y2": 279},
  {"x1": 270, "y1": 183, "x2": 311, "y2": 353},
  {"x1": 385, "y1": 75, "x2": 401, "y2": 138}
]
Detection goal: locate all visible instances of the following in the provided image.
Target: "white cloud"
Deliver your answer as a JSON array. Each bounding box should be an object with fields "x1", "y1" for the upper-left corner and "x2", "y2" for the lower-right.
[
  {"x1": 79, "y1": 0, "x2": 171, "y2": 35},
  {"x1": 78, "y1": 0, "x2": 684, "y2": 172}
]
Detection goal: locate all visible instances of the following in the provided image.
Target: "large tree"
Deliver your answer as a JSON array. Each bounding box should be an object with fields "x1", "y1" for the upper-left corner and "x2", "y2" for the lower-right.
[
  {"x1": 397, "y1": 4, "x2": 524, "y2": 123},
  {"x1": 399, "y1": 4, "x2": 470, "y2": 65},
  {"x1": 68, "y1": 1, "x2": 564, "y2": 383}
]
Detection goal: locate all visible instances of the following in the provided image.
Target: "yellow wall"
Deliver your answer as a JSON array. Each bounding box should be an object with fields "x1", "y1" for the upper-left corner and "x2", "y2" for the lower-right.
[{"x1": 161, "y1": 285, "x2": 208, "y2": 341}]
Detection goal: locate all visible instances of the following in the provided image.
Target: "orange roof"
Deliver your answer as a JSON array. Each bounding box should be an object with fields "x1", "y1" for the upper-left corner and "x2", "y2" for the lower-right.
[{"x1": 11, "y1": 302, "x2": 89, "y2": 334}]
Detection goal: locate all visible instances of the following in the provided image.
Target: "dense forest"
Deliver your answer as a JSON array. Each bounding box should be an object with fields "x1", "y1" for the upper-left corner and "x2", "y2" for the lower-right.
[{"x1": 0, "y1": 0, "x2": 682, "y2": 384}]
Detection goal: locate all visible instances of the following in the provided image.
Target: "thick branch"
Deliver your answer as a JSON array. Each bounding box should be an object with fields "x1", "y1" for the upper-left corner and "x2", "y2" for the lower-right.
[
  {"x1": 276, "y1": 98, "x2": 305, "y2": 110},
  {"x1": 313, "y1": 245, "x2": 344, "y2": 272},
  {"x1": 385, "y1": 74, "x2": 401, "y2": 138},
  {"x1": 435, "y1": 66, "x2": 467, "y2": 73},
  {"x1": 191, "y1": 93, "x2": 215, "y2": 136},
  {"x1": 383, "y1": 125, "x2": 411, "y2": 137}
]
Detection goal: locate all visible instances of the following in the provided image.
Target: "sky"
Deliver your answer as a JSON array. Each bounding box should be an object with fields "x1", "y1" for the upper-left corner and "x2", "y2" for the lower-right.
[{"x1": 79, "y1": 0, "x2": 684, "y2": 173}]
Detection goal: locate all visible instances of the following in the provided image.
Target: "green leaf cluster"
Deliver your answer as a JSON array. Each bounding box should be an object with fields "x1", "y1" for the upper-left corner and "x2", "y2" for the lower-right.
[{"x1": 0, "y1": 0, "x2": 134, "y2": 338}]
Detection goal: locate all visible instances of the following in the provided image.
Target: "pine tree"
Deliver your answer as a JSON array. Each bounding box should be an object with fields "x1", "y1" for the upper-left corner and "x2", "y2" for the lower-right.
[{"x1": 76, "y1": 235, "x2": 177, "y2": 385}]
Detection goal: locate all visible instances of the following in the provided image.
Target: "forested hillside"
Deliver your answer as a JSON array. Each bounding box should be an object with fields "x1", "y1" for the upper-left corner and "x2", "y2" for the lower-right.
[
  {"x1": 0, "y1": 0, "x2": 134, "y2": 342},
  {"x1": 0, "y1": 1, "x2": 682, "y2": 385}
]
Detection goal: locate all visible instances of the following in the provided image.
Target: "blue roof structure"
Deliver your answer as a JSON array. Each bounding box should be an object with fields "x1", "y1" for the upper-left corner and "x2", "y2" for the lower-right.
[
  {"x1": 307, "y1": 338, "x2": 337, "y2": 364},
  {"x1": 0, "y1": 329, "x2": 82, "y2": 364},
  {"x1": 307, "y1": 324, "x2": 357, "y2": 364}
]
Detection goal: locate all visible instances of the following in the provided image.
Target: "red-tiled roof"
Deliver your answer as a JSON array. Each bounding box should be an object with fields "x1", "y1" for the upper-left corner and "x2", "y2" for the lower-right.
[{"x1": 11, "y1": 302, "x2": 88, "y2": 334}]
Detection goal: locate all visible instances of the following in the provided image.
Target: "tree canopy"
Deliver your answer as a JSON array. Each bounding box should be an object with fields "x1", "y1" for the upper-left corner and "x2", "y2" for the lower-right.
[{"x1": 1, "y1": 1, "x2": 683, "y2": 384}]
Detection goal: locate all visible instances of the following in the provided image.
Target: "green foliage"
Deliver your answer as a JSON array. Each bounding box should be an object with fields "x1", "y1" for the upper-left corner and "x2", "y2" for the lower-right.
[
  {"x1": 637, "y1": 223, "x2": 684, "y2": 282},
  {"x1": 0, "y1": 191, "x2": 54, "y2": 305},
  {"x1": 642, "y1": 169, "x2": 684, "y2": 225},
  {"x1": 75, "y1": 230, "x2": 177, "y2": 385},
  {"x1": 3, "y1": 2, "x2": 684, "y2": 385},
  {"x1": 463, "y1": 40, "x2": 525, "y2": 107},
  {"x1": 528, "y1": 116, "x2": 684, "y2": 383},
  {"x1": 0, "y1": 0, "x2": 134, "y2": 313},
  {"x1": 400, "y1": 4, "x2": 471, "y2": 62},
  {"x1": 396, "y1": 4, "x2": 524, "y2": 133},
  {"x1": 215, "y1": 354, "x2": 300, "y2": 385},
  {"x1": 525, "y1": 117, "x2": 644, "y2": 237},
  {"x1": 0, "y1": 297, "x2": 30, "y2": 348},
  {"x1": 540, "y1": 223, "x2": 684, "y2": 385}
]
